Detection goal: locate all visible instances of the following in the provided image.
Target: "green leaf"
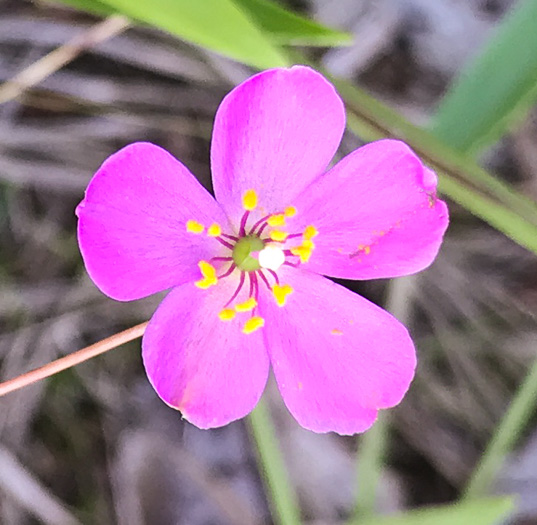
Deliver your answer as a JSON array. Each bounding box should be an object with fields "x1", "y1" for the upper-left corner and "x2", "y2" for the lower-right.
[
  {"x1": 248, "y1": 398, "x2": 301, "y2": 525},
  {"x1": 53, "y1": 0, "x2": 114, "y2": 17},
  {"x1": 353, "y1": 497, "x2": 514, "y2": 525},
  {"x1": 54, "y1": 0, "x2": 290, "y2": 69},
  {"x1": 431, "y1": 0, "x2": 537, "y2": 155},
  {"x1": 233, "y1": 0, "x2": 352, "y2": 46},
  {"x1": 464, "y1": 355, "x2": 537, "y2": 499}
]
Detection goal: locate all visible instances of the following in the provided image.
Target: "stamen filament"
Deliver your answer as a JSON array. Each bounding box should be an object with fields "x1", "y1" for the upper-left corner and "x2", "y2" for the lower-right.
[
  {"x1": 217, "y1": 263, "x2": 236, "y2": 279},
  {"x1": 225, "y1": 271, "x2": 246, "y2": 307},
  {"x1": 215, "y1": 237, "x2": 235, "y2": 249},
  {"x1": 239, "y1": 211, "x2": 250, "y2": 236}
]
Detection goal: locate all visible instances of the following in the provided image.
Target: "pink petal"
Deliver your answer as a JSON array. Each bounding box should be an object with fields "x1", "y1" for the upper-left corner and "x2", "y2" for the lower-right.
[
  {"x1": 77, "y1": 142, "x2": 230, "y2": 301},
  {"x1": 258, "y1": 266, "x2": 416, "y2": 434},
  {"x1": 142, "y1": 275, "x2": 270, "y2": 429},
  {"x1": 292, "y1": 140, "x2": 449, "y2": 280},
  {"x1": 211, "y1": 66, "x2": 346, "y2": 223}
]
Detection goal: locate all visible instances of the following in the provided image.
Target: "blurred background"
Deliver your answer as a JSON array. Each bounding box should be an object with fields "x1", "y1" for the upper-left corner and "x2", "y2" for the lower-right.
[{"x1": 1, "y1": 0, "x2": 536, "y2": 524}]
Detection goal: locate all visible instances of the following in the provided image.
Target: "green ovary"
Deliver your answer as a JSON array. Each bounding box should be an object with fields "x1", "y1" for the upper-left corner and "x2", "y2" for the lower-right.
[{"x1": 232, "y1": 235, "x2": 264, "y2": 272}]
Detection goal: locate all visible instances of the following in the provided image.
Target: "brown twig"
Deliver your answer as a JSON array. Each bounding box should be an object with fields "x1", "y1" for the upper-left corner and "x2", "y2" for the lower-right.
[
  {"x1": 0, "y1": 14, "x2": 131, "y2": 105},
  {"x1": 0, "y1": 322, "x2": 148, "y2": 397}
]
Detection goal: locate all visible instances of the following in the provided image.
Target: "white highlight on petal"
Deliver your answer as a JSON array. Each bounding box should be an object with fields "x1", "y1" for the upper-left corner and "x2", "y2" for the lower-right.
[{"x1": 258, "y1": 245, "x2": 285, "y2": 271}]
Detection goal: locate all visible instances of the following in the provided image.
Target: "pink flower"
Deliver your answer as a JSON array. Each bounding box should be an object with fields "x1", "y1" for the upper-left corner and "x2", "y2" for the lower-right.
[{"x1": 76, "y1": 66, "x2": 448, "y2": 434}]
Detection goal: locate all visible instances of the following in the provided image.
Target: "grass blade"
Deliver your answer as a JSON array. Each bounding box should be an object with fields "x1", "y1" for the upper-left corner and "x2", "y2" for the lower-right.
[
  {"x1": 248, "y1": 398, "x2": 302, "y2": 525},
  {"x1": 431, "y1": 0, "x2": 537, "y2": 155}
]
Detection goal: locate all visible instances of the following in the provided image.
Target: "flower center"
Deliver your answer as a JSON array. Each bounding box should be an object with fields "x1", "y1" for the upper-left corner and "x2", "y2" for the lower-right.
[
  {"x1": 186, "y1": 189, "x2": 318, "y2": 334},
  {"x1": 232, "y1": 235, "x2": 263, "y2": 271}
]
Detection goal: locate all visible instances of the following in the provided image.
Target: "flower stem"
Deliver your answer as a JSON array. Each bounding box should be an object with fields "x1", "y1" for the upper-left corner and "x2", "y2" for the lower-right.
[
  {"x1": 0, "y1": 322, "x2": 148, "y2": 397},
  {"x1": 463, "y1": 354, "x2": 537, "y2": 499},
  {"x1": 248, "y1": 397, "x2": 302, "y2": 525}
]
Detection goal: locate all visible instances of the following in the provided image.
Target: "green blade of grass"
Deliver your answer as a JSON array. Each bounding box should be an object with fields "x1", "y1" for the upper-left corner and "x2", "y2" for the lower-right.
[
  {"x1": 248, "y1": 398, "x2": 301, "y2": 525},
  {"x1": 53, "y1": 0, "x2": 290, "y2": 69},
  {"x1": 352, "y1": 497, "x2": 514, "y2": 525},
  {"x1": 53, "y1": 0, "x2": 350, "y2": 50},
  {"x1": 233, "y1": 0, "x2": 351, "y2": 46},
  {"x1": 463, "y1": 355, "x2": 537, "y2": 499},
  {"x1": 431, "y1": 0, "x2": 537, "y2": 156}
]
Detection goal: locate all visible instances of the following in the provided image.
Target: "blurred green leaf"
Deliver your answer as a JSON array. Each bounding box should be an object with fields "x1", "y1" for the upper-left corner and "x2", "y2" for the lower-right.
[
  {"x1": 328, "y1": 76, "x2": 537, "y2": 255},
  {"x1": 233, "y1": 0, "x2": 351, "y2": 46},
  {"x1": 55, "y1": 0, "x2": 290, "y2": 69},
  {"x1": 464, "y1": 355, "x2": 537, "y2": 499},
  {"x1": 431, "y1": 0, "x2": 537, "y2": 155},
  {"x1": 354, "y1": 497, "x2": 514, "y2": 525},
  {"x1": 248, "y1": 398, "x2": 301, "y2": 525},
  {"x1": 55, "y1": 0, "x2": 350, "y2": 55},
  {"x1": 53, "y1": 0, "x2": 114, "y2": 17}
]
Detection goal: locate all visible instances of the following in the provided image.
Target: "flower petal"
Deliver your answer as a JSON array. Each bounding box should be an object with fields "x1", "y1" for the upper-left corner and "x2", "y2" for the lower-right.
[
  {"x1": 142, "y1": 275, "x2": 270, "y2": 429},
  {"x1": 211, "y1": 66, "x2": 346, "y2": 222},
  {"x1": 77, "y1": 142, "x2": 230, "y2": 301},
  {"x1": 292, "y1": 140, "x2": 449, "y2": 279},
  {"x1": 258, "y1": 266, "x2": 416, "y2": 434}
]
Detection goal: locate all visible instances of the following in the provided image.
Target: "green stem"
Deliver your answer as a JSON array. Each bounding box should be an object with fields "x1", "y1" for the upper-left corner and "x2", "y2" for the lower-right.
[
  {"x1": 352, "y1": 412, "x2": 388, "y2": 521},
  {"x1": 248, "y1": 397, "x2": 302, "y2": 525},
  {"x1": 463, "y1": 355, "x2": 537, "y2": 499}
]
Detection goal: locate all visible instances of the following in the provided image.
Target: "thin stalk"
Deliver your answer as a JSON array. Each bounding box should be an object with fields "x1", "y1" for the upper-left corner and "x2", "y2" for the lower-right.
[
  {"x1": 0, "y1": 322, "x2": 147, "y2": 397},
  {"x1": 248, "y1": 397, "x2": 302, "y2": 525},
  {"x1": 463, "y1": 354, "x2": 537, "y2": 499},
  {"x1": 352, "y1": 412, "x2": 388, "y2": 521}
]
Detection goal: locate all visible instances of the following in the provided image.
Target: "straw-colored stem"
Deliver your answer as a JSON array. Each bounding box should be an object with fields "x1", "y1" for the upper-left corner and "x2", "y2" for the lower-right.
[{"x1": 0, "y1": 322, "x2": 147, "y2": 397}]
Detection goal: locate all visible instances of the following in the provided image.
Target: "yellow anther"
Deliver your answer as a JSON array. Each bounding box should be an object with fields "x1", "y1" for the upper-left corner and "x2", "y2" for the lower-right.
[
  {"x1": 243, "y1": 316, "x2": 265, "y2": 334},
  {"x1": 284, "y1": 206, "x2": 297, "y2": 217},
  {"x1": 194, "y1": 261, "x2": 218, "y2": 289},
  {"x1": 235, "y1": 297, "x2": 257, "y2": 312},
  {"x1": 303, "y1": 225, "x2": 318, "y2": 240},
  {"x1": 207, "y1": 223, "x2": 222, "y2": 237},
  {"x1": 291, "y1": 243, "x2": 314, "y2": 263},
  {"x1": 269, "y1": 230, "x2": 289, "y2": 242},
  {"x1": 331, "y1": 329, "x2": 343, "y2": 336},
  {"x1": 186, "y1": 220, "x2": 204, "y2": 234},
  {"x1": 272, "y1": 284, "x2": 294, "y2": 307},
  {"x1": 218, "y1": 309, "x2": 236, "y2": 321},
  {"x1": 242, "y1": 189, "x2": 258, "y2": 211},
  {"x1": 267, "y1": 214, "x2": 286, "y2": 227}
]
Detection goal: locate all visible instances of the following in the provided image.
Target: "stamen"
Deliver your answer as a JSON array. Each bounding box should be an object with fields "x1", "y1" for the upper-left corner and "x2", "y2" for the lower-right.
[
  {"x1": 249, "y1": 272, "x2": 259, "y2": 299},
  {"x1": 217, "y1": 263, "x2": 236, "y2": 279},
  {"x1": 257, "y1": 270, "x2": 272, "y2": 290},
  {"x1": 221, "y1": 233, "x2": 239, "y2": 241},
  {"x1": 267, "y1": 269, "x2": 280, "y2": 285},
  {"x1": 215, "y1": 237, "x2": 235, "y2": 250},
  {"x1": 242, "y1": 189, "x2": 258, "y2": 211},
  {"x1": 269, "y1": 230, "x2": 289, "y2": 242},
  {"x1": 195, "y1": 261, "x2": 218, "y2": 289},
  {"x1": 303, "y1": 225, "x2": 318, "y2": 240},
  {"x1": 235, "y1": 297, "x2": 257, "y2": 312},
  {"x1": 239, "y1": 211, "x2": 250, "y2": 236},
  {"x1": 272, "y1": 284, "x2": 294, "y2": 307},
  {"x1": 249, "y1": 214, "x2": 272, "y2": 235},
  {"x1": 225, "y1": 271, "x2": 245, "y2": 307},
  {"x1": 186, "y1": 220, "x2": 204, "y2": 234},
  {"x1": 267, "y1": 214, "x2": 286, "y2": 227},
  {"x1": 207, "y1": 223, "x2": 222, "y2": 237},
  {"x1": 243, "y1": 316, "x2": 264, "y2": 334},
  {"x1": 284, "y1": 206, "x2": 297, "y2": 217},
  {"x1": 218, "y1": 309, "x2": 236, "y2": 321}
]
